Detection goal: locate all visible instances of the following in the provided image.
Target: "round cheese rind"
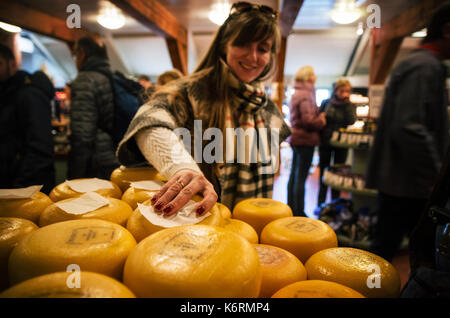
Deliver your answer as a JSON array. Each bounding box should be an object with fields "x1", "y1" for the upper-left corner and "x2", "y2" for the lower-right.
[
  {"x1": 39, "y1": 197, "x2": 133, "y2": 227},
  {"x1": 253, "y1": 244, "x2": 307, "y2": 298},
  {"x1": 305, "y1": 247, "x2": 401, "y2": 298},
  {"x1": 0, "y1": 271, "x2": 135, "y2": 298},
  {"x1": 121, "y1": 187, "x2": 158, "y2": 210},
  {"x1": 49, "y1": 179, "x2": 122, "y2": 202},
  {"x1": 216, "y1": 203, "x2": 232, "y2": 219},
  {"x1": 0, "y1": 217, "x2": 38, "y2": 290},
  {"x1": 8, "y1": 219, "x2": 136, "y2": 285},
  {"x1": 271, "y1": 280, "x2": 365, "y2": 298},
  {"x1": 126, "y1": 196, "x2": 224, "y2": 242},
  {"x1": 0, "y1": 192, "x2": 53, "y2": 224},
  {"x1": 123, "y1": 224, "x2": 261, "y2": 298},
  {"x1": 232, "y1": 198, "x2": 293, "y2": 235},
  {"x1": 260, "y1": 217, "x2": 337, "y2": 263},
  {"x1": 221, "y1": 218, "x2": 258, "y2": 244},
  {"x1": 110, "y1": 167, "x2": 166, "y2": 192}
]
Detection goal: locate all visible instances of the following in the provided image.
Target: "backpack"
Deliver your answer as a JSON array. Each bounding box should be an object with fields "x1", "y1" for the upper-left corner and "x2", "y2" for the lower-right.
[{"x1": 96, "y1": 70, "x2": 146, "y2": 146}]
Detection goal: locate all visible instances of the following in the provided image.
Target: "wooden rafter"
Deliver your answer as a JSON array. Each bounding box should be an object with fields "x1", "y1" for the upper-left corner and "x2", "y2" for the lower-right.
[
  {"x1": 370, "y1": 0, "x2": 443, "y2": 84},
  {"x1": 0, "y1": 1, "x2": 87, "y2": 44},
  {"x1": 109, "y1": 0, "x2": 188, "y2": 74},
  {"x1": 272, "y1": 0, "x2": 304, "y2": 110}
]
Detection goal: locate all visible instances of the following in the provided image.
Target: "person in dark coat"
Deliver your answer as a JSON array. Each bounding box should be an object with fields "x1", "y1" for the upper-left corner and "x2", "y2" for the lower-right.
[
  {"x1": 365, "y1": 2, "x2": 450, "y2": 262},
  {"x1": 318, "y1": 78, "x2": 356, "y2": 205},
  {"x1": 0, "y1": 43, "x2": 55, "y2": 194},
  {"x1": 287, "y1": 65, "x2": 326, "y2": 217},
  {"x1": 68, "y1": 35, "x2": 120, "y2": 180}
]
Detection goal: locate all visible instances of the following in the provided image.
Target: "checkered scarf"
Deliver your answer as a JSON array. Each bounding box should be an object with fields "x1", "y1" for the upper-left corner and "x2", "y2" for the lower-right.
[{"x1": 218, "y1": 60, "x2": 276, "y2": 208}]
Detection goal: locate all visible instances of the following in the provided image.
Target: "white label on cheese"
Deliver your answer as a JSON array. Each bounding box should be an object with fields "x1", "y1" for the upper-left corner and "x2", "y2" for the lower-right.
[
  {"x1": 0, "y1": 185, "x2": 43, "y2": 199},
  {"x1": 137, "y1": 200, "x2": 211, "y2": 228},
  {"x1": 66, "y1": 178, "x2": 114, "y2": 193},
  {"x1": 55, "y1": 192, "x2": 110, "y2": 215},
  {"x1": 129, "y1": 180, "x2": 164, "y2": 191}
]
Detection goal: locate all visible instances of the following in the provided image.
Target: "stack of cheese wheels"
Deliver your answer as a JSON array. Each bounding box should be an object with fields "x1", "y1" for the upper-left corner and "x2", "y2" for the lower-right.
[
  {"x1": 271, "y1": 280, "x2": 365, "y2": 298},
  {"x1": 253, "y1": 244, "x2": 307, "y2": 298},
  {"x1": 39, "y1": 197, "x2": 133, "y2": 227},
  {"x1": 0, "y1": 192, "x2": 53, "y2": 224},
  {"x1": 260, "y1": 217, "x2": 337, "y2": 264},
  {"x1": 123, "y1": 224, "x2": 262, "y2": 297},
  {"x1": 305, "y1": 247, "x2": 401, "y2": 298},
  {"x1": 232, "y1": 198, "x2": 293, "y2": 236},
  {"x1": 126, "y1": 196, "x2": 224, "y2": 242},
  {"x1": 8, "y1": 219, "x2": 136, "y2": 285},
  {"x1": 110, "y1": 166, "x2": 167, "y2": 192},
  {"x1": 0, "y1": 272, "x2": 135, "y2": 298},
  {"x1": 220, "y1": 218, "x2": 258, "y2": 244},
  {"x1": 0, "y1": 217, "x2": 38, "y2": 290},
  {"x1": 121, "y1": 181, "x2": 164, "y2": 210},
  {"x1": 216, "y1": 202, "x2": 232, "y2": 219},
  {"x1": 49, "y1": 178, "x2": 122, "y2": 202}
]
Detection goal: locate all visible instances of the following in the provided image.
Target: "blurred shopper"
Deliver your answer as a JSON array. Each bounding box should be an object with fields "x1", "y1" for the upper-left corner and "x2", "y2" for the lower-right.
[
  {"x1": 156, "y1": 69, "x2": 184, "y2": 87},
  {"x1": 366, "y1": 2, "x2": 450, "y2": 262},
  {"x1": 138, "y1": 74, "x2": 155, "y2": 98},
  {"x1": 0, "y1": 43, "x2": 55, "y2": 194},
  {"x1": 317, "y1": 78, "x2": 356, "y2": 205},
  {"x1": 68, "y1": 35, "x2": 120, "y2": 180},
  {"x1": 116, "y1": 2, "x2": 290, "y2": 215},
  {"x1": 287, "y1": 66, "x2": 326, "y2": 217}
]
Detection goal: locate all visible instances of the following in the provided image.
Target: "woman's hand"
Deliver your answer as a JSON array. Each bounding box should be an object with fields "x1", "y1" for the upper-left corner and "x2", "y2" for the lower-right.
[{"x1": 150, "y1": 169, "x2": 218, "y2": 216}]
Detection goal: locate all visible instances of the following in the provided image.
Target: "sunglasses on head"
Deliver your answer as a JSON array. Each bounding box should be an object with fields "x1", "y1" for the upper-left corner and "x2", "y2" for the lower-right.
[{"x1": 229, "y1": 1, "x2": 278, "y2": 20}]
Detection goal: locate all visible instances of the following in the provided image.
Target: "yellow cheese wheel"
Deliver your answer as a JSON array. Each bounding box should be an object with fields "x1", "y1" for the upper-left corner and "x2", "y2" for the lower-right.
[
  {"x1": 126, "y1": 196, "x2": 224, "y2": 242},
  {"x1": 8, "y1": 219, "x2": 136, "y2": 285},
  {"x1": 305, "y1": 247, "x2": 401, "y2": 298},
  {"x1": 123, "y1": 224, "x2": 262, "y2": 297},
  {"x1": 0, "y1": 217, "x2": 38, "y2": 290},
  {"x1": 49, "y1": 179, "x2": 122, "y2": 202},
  {"x1": 232, "y1": 198, "x2": 293, "y2": 236},
  {"x1": 0, "y1": 192, "x2": 53, "y2": 224},
  {"x1": 110, "y1": 166, "x2": 167, "y2": 192},
  {"x1": 271, "y1": 280, "x2": 365, "y2": 298},
  {"x1": 39, "y1": 197, "x2": 133, "y2": 227},
  {"x1": 221, "y1": 218, "x2": 258, "y2": 244},
  {"x1": 253, "y1": 244, "x2": 307, "y2": 298},
  {"x1": 216, "y1": 202, "x2": 232, "y2": 219},
  {"x1": 260, "y1": 217, "x2": 337, "y2": 263},
  {"x1": 121, "y1": 187, "x2": 158, "y2": 210},
  {"x1": 0, "y1": 271, "x2": 135, "y2": 298}
]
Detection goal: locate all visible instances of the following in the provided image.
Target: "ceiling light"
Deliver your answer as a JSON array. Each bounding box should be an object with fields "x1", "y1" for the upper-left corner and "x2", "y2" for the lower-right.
[
  {"x1": 356, "y1": 22, "x2": 364, "y2": 35},
  {"x1": 97, "y1": 3, "x2": 125, "y2": 30},
  {"x1": 412, "y1": 28, "x2": 427, "y2": 38},
  {"x1": 331, "y1": 0, "x2": 361, "y2": 25},
  {"x1": 208, "y1": 2, "x2": 231, "y2": 26},
  {"x1": 0, "y1": 22, "x2": 22, "y2": 33}
]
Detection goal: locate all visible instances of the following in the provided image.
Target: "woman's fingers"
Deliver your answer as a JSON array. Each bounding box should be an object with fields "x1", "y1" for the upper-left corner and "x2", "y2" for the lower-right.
[
  {"x1": 151, "y1": 170, "x2": 218, "y2": 216},
  {"x1": 152, "y1": 172, "x2": 192, "y2": 212},
  {"x1": 195, "y1": 188, "x2": 219, "y2": 216}
]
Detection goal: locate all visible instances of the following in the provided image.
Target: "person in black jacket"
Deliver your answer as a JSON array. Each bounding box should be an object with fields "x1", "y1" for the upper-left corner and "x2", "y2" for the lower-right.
[
  {"x1": 318, "y1": 78, "x2": 356, "y2": 205},
  {"x1": 0, "y1": 43, "x2": 55, "y2": 194},
  {"x1": 68, "y1": 35, "x2": 120, "y2": 179},
  {"x1": 366, "y1": 2, "x2": 450, "y2": 262}
]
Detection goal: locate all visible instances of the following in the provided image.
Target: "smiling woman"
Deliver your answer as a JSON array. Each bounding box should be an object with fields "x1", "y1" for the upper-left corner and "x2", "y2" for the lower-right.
[{"x1": 116, "y1": 1, "x2": 291, "y2": 216}]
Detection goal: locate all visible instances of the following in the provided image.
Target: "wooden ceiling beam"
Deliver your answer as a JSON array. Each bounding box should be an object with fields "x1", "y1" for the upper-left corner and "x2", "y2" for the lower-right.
[
  {"x1": 109, "y1": 0, "x2": 188, "y2": 74},
  {"x1": 272, "y1": 0, "x2": 305, "y2": 110},
  {"x1": 0, "y1": 1, "x2": 87, "y2": 44},
  {"x1": 370, "y1": 0, "x2": 443, "y2": 84}
]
